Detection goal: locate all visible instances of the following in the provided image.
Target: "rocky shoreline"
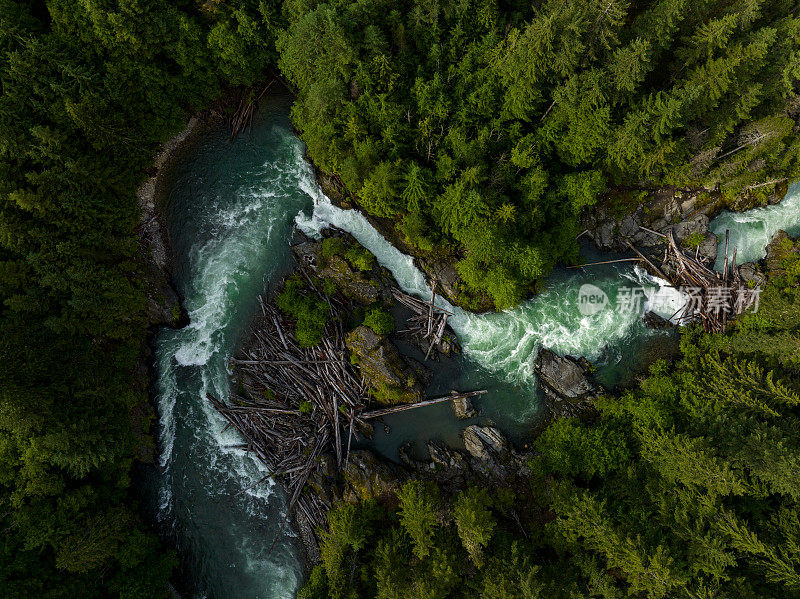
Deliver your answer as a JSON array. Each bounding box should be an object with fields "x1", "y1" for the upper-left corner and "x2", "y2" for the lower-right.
[
  {"x1": 133, "y1": 114, "x2": 224, "y2": 465},
  {"x1": 227, "y1": 227, "x2": 611, "y2": 566}
]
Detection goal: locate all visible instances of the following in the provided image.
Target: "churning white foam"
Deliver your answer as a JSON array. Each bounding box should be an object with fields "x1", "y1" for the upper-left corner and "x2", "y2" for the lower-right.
[{"x1": 295, "y1": 161, "x2": 686, "y2": 390}]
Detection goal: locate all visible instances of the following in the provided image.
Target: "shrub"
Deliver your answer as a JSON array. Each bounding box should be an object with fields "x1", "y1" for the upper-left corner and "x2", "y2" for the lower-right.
[
  {"x1": 345, "y1": 244, "x2": 376, "y2": 271},
  {"x1": 363, "y1": 307, "x2": 394, "y2": 335},
  {"x1": 321, "y1": 236, "x2": 346, "y2": 259},
  {"x1": 682, "y1": 232, "x2": 705, "y2": 249},
  {"x1": 276, "y1": 275, "x2": 329, "y2": 347}
]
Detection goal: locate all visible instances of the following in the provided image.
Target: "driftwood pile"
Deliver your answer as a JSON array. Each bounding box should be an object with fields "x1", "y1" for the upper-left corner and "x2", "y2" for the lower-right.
[
  {"x1": 392, "y1": 282, "x2": 453, "y2": 360},
  {"x1": 228, "y1": 80, "x2": 276, "y2": 140},
  {"x1": 209, "y1": 266, "x2": 484, "y2": 546},
  {"x1": 577, "y1": 225, "x2": 757, "y2": 333},
  {"x1": 213, "y1": 292, "x2": 365, "y2": 534},
  {"x1": 626, "y1": 226, "x2": 754, "y2": 333},
  {"x1": 660, "y1": 228, "x2": 755, "y2": 333}
]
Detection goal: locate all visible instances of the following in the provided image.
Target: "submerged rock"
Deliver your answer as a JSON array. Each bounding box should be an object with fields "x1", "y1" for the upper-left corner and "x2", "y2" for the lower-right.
[{"x1": 534, "y1": 349, "x2": 602, "y2": 420}]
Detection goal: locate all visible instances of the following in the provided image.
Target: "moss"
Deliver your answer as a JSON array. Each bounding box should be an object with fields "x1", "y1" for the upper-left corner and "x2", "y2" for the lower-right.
[
  {"x1": 682, "y1": 232, "x2": 705, "y2": 249},
  {"x1": 322, "y1": 279, "x2": 337, "y2": 296},
  {"x1": 321, "y1": 236, "x2": 346, "y2": 259},
  {"x1": 169, "y1": 302, "x2": 182, "y2": 323},
  {"x1": 299, "y1": 400, "x2": 313, "y2": 415},
  {"x1": 363, "y1": 307, "x2": 395, "y2": 335},
  {"x1": 345, "y1": 244, "x2": 376, "y2": 271},
  {"x1": 346, "y1": 325, "x2": 422, "y2": 404}
]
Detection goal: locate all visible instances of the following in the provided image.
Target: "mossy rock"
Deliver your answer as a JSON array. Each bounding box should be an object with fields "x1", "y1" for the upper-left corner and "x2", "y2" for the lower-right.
[
  {"x1": 342, "y1": 450, "x2": 406, "y2": 504},
  {"x1": 345, "y1": 325, "x2": 425, "y2": 405}
]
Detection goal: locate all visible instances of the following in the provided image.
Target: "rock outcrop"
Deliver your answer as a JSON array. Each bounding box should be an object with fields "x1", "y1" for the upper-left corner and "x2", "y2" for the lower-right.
[
  {"x1": 400, "y1": 424, "x2": 527, "y2": 489},
  {"x1": 346, "y1": 325, "x2": 429, "y2": 404},
  {"x1": 292, "y1": 235, "x2": 394, "y2": 307},
  {"x1": 451, "y1": 394, "x2": 477, "y2": 419},
  {"x1": 341, "y1": 450, "x2": 407, "y2": 503},
  {"x1": 764, "y1": 230, "x2": 798, "y2": 279},
  {"x1": 534, "y1": 348, "x2": 602, "y2": 420},
  {"x1": 137, "y1": 117, "x2": 201, "y2": 329},
  {"x1": 642, "y1": 310, "x2": 673, "y2": 329}
]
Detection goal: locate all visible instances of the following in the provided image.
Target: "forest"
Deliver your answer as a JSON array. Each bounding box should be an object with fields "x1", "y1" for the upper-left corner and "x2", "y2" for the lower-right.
[{"x1": 0, "y1": 0, "x2": 798, "y2": 597}]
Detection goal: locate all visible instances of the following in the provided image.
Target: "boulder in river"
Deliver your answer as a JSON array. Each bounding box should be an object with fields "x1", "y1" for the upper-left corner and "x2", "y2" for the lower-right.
[
  {"x1": 462, "y1": 425, "x2": 509, "y2": 461},
  {"x1": 292, "y1": 236, "x2": 392, "y2": 306},
  {"x1": 670, "y1": 214, "x2": 709, "y2": 244},
  {"x1": 697, "y1": 232, "x2": 719, "y2": 264},
  {"x1": 534, "y1": 349, "x2": 602, "y2": 420},
  {"x1": 451, "y1": 394, "x2": 477, "y2": 419}
]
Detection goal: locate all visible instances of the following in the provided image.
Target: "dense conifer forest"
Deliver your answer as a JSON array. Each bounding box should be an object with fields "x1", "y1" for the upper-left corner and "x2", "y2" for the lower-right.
[{"x1": 0, "y1": 1, "x2": 799, "y2": 597}]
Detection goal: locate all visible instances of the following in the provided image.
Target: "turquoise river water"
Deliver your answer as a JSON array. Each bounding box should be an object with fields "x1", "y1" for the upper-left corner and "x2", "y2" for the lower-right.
[{"x1": 146, "y1": 97, "x2": 800, "y2": 598}]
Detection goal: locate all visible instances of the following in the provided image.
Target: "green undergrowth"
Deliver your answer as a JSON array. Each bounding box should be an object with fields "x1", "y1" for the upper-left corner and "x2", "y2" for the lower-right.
[{"x1": 276, "y1": 275, "x2": 331, "y2": 347}]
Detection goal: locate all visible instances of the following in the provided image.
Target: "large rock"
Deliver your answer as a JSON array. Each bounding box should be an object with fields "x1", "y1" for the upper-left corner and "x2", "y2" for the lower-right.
[
  {"x1": 451, "y1": 394, "x2": 477, "y2": 419},
  {"x1": 764, "y1": 230, "x2": 798, "y2": 279},
  {"x1": 670, "y1": 213, "x2": 709, "y2": 243},
  {"x1": 462, "y1": 425, "x2": 509, "y2": 461},
  {"x1": 293, "y1": 239, "x2": 387, "y2": 305},
  {"x1": 534, "y1": 349, "x2": 602, "y2": 419},
  {"x1": 739, "y1": 262, "x2": 766, "y2": 287},
  {"x1": 697, "y1": 232, "x2": 719, "y2": 264},
  {"x1": 346, "y1": 325, "x2": 427, "y2": 404},
  {"x1": 643, "y1": 310, "x2": 672, "y2": 329},
  {"x1": 581, "y1": 188, "x2": 714, "y2": 254},
  {"x1": 342, "y1": 450, "x2": 406, "y2": 503}
]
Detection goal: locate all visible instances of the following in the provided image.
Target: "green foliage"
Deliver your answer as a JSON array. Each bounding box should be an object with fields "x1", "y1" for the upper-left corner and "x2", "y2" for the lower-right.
[
  {"x1": 303, "y1": 269, "x2": 800, "y2": 598},
  {"x1": 362, "y1": 307, "x2": 395, "y2": 336},
  {"x1": 321, "y1": 236, "x2": 347, "y2": 259},
  {"x1": 453, "y1": 486, "x2": 496, "y2": 567},
  {"x1": 280, "y1": 0, "x2": 800, "y2": 307},
  {"x1": 0, "y1": 0, "x2": 285, "y2": 593},
  {"x1": 276, "y1": 275, "x2": 329, "y2": 347},
  {"x1": 683, "y1": 232, "x2": 706, "y2": 249},
  {"x1": 345, "y1": 245, "x2": 376, "y2": 272},
  {"x1": 396, "y1": 480, "x2": 441, "y2": 559}
]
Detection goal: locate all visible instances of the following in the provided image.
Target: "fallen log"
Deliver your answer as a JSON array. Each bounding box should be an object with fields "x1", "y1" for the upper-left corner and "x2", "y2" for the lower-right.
[{"x1": 360, "y1": 390, "x2": 488, "y2": 419}]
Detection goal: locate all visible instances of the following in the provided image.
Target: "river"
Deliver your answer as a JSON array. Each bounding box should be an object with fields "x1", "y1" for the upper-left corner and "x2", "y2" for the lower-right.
[{"x1": 146, "y1": 96, "x2": 800, "y2": 598}]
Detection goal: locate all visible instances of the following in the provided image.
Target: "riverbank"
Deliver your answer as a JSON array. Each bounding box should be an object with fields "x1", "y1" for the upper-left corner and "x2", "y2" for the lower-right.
[{"x1": 313, "y1": 163, "x2": 795, "y2": 313}]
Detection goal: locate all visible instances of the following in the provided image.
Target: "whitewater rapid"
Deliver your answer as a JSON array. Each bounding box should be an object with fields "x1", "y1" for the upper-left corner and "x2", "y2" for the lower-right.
[
  {"x1": 712, "y1": 183, "x2": 800, "y2": 269},
  {"x1": 295, "y1": 167, "x2": 686, "y2": 390},
  {"x1": 150, "y1": 102, "x2": 309, "y2": 599}
]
